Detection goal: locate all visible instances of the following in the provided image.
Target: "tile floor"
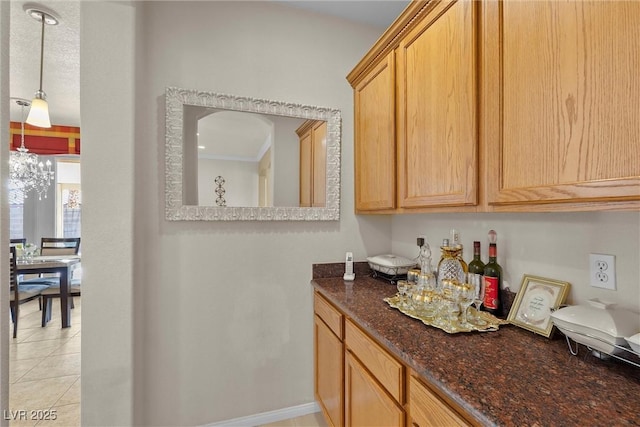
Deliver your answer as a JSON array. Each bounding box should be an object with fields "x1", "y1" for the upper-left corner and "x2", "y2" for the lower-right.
[
  {"x1": 8, "y1": 297, "x2": 81, "y2": 427},
  {"x1": 8, "y1": 298, "x2": 325, "y2": 427}
]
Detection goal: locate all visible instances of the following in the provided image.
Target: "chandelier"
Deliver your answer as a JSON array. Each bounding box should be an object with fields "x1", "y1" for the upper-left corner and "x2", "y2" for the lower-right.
[{"x1": 9, "y1": 98, "x2": 55, "y2": 201}]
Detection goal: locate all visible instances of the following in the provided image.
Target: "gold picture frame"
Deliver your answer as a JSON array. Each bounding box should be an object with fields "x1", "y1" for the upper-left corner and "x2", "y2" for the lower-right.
[{"x1": 507, "y1": 275, "x2": 571, "y2": 338}]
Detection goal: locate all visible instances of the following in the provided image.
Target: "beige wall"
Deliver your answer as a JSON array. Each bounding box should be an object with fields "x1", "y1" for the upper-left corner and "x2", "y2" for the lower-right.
[
  {"x1": 79, "y1": 1, "x2": 389, "y2": 425},
  {"x1": 391, "y1": 212, "x2": 640, "y2": 311},
  {"x1": 77, "y1": 1, "x2": 640, "y2": 426},
  {"x1": 138, "y1": 3, "x2": 389, "y2": 424}
]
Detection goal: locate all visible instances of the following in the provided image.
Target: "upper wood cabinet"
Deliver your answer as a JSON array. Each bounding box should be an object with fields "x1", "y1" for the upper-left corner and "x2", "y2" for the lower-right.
[
  {"x1": 349, "y1": 0, "x2": 479, "y2": 213},
  {"x1": 482, "y1": 0, "x2": 640, "y2": 211},
  {"x1": 349, "y1": 0, "x2": 640, "y2": 213},
  {"x1": 354, "y1": 53, "x2": 396, "y2": 212},
  {"x1": 297, "y1": 120, "x2": 328, "y2": 207},
  {"x1": 396, "y1": 0, "x2": 478, "y2": 208}
]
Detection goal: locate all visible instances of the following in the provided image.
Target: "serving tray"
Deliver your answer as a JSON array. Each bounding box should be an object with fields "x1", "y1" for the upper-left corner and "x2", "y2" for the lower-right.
[{"x1": 384, "y1": 294, "x2": 508, "y2": 334}]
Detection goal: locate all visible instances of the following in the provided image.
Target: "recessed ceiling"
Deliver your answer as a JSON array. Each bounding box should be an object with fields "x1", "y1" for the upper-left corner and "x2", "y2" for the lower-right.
[
  {"x1": 198, "y1": 111, "x2": 275, "y2": 161},
  {"x1": 9, "y1": 1, "x2": 408, "y2": 127}
]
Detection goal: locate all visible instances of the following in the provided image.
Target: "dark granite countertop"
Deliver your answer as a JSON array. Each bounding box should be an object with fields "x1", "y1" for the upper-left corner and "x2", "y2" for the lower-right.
[{"x1": 311, "y1": 265, "x2": 640, "y2": 426}]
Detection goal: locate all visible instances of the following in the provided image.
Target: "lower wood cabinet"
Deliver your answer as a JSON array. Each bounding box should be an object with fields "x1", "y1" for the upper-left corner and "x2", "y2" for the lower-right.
[
  {"x1": 345, "y1": 351, "x2": 404, "y2": 427},
  {"x1": 314, "y1": 293, "x2": 344, "y2": 427},
  {"x1": 315, "y1": 315, "x2": 343, "y2": 427},
  {"x1": 408, "y1": 373, "x2": 469, "y2": 427},
  {"x1": 314, "y1": 292, "x2": 474, "y2": 427}
]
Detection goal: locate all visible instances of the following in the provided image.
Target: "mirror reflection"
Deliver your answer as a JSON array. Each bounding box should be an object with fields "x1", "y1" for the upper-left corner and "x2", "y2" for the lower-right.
[
  {"x1": 184, "y1": 106, "x2": 325, "y2": 208},
  {"x1": 165, "y1": 87, "x2": 341, "y2": 221}
]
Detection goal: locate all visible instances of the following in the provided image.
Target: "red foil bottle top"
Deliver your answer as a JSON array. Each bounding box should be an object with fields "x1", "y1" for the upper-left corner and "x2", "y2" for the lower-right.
[{"x1": 489, "y1": 243, "x2": 497, "y2": 257}]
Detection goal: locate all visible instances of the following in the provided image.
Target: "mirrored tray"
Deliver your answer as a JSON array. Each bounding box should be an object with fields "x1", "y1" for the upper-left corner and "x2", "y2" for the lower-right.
[{"x1": 384, "y1": 294, "x2": 508, "y2": 334}]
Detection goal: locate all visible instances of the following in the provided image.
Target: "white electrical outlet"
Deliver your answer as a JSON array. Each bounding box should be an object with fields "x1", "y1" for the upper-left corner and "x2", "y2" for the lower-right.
[{"x1": 589, "y1": 253, "x2": 616, "y2": 290}]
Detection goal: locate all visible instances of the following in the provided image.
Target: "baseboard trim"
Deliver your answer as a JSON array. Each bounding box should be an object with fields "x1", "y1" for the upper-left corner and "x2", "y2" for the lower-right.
[{"x1": 207, "y1": 402, "x2": 321, "y2": 427}]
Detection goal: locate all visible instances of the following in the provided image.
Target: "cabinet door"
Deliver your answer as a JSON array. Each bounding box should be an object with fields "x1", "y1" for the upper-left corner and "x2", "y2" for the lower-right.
[
  {"x1": 345, "y1": 319, "x2": 403, "y2": 403},
  {"x1": 315, "y1": 315, "x2": 343, "y2": 427},
  {"x1": 483, "y1": 0, "x2": 640, "y2": 209},
  {"x1": 345, "y1": 351, "x2": 404, "y2": 427},
  {"x1": 396, "y1": 0, "x2": 478, "y2": 208},
  {"x1": 299, "y1": 129, "x2": 312, "y2": 207},
  {"x1": 354, "y1": 52, "x2": 396, "y2": 212},
  {"x1": 409, "y1": 374, "x2": 469, "y2": 427},
  {"x1": 312, "y1": 121, "x2": 327, "y2": 207}
]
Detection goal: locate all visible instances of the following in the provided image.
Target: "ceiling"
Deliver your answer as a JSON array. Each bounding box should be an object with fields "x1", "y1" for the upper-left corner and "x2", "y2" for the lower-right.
[
  {"x1": 9, "y1": 0, "x2": 409, "y2": 127},
  {"x1": 10, "y1": 1, "x2": 80, "y2": 126}
]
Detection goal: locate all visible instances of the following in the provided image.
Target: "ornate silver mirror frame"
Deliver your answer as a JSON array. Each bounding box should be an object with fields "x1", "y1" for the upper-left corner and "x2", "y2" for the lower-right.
[{"x1": 165, "y1": 87, "x2": 341, "y2": 220}]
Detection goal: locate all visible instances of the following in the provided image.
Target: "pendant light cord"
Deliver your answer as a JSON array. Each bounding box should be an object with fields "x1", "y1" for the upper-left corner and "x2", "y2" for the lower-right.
[
  {"x1": 38, "y1": 12, "x2": 45, "y2": 92},
  {"x1": 20, "y1": 104, "x2": 25, "y2": 148}
]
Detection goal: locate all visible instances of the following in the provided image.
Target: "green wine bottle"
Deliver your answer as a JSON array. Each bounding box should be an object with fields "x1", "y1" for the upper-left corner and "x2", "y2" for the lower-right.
[{"x1": 468, "y1": 241, "x2": 485, "y2": 276}]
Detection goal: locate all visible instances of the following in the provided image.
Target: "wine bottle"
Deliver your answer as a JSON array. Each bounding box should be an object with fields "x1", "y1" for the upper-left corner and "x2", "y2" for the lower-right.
[
  {"x1": 468, "y1": 241, "x2": 485, "y2": 276},
  {"x1": 483, "y1": 242, "x2": 503, "y2": 317}
]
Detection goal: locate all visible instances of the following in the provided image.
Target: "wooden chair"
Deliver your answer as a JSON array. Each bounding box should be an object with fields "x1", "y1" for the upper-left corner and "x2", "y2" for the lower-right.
[
  {"x1": 9, "y1": 247, "x2": 48, "y2": 338},
  {"x1": 10, "y1": 238, "x2": 26, "y2": 247},
  {"x1": 40, "y1": 237, "x2": 81, "y2": 256},
  {"x1": 19, "y1": 237, "x2": 80, "y2": 286},
  {"x1": 39, "y1": 237, "x2": 81, "y2": 327}
]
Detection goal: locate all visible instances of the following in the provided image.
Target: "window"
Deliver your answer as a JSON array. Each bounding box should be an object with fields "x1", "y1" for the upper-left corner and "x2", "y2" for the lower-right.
[
  {"x1": 56, "y1": 160, "x2": 81, "y2": 238},
  {"x1": 61, "y1": 186, "x2": 81, "y2": 238}
]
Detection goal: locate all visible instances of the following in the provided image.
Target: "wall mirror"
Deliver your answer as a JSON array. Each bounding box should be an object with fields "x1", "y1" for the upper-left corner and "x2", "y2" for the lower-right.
[{"x1": 165, "y1": 87, "x2": 341, "y2": 220}]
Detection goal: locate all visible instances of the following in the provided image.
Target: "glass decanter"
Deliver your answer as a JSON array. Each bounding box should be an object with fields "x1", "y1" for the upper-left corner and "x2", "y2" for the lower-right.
[{"x1": 436, "y1": 241, "x2": 466, "y2": 288}]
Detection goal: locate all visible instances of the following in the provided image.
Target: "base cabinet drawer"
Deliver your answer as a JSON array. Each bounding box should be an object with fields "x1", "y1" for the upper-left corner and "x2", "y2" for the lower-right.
[
  {"x1": 345, "y1": 351, "x2": 404, "y2": 427},
  {"x1": 345, "y1": 319, "x2": 404, "y2": 402},
  {"x1": 409, "y1": 374, "x2": 470, "y2": 427}
]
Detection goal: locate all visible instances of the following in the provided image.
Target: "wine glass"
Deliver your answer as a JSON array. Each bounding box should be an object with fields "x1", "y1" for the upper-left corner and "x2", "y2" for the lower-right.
[
  {"x1": 396, "y1": 280, "x2": 409, "y2": 308},
  {"x1": 459, "y1": 283, "x2": 475, "y2": 326},
  {"x1": 471, "y1": 275, "x2": 487, "y2": 326}
]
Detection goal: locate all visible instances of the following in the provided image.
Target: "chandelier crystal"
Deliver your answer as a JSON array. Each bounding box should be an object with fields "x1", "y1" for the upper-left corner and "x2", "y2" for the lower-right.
[{"x1": 9, "y1": 99, "x2": 54, "y2": 201}]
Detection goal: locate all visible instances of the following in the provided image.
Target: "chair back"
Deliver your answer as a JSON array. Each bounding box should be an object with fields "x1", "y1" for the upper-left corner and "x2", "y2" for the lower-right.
[
  {"x1": 9, "y1": 246, "x2": 18, "y2": 300},
  {"x1": 40, "y1": 237, "x2": 81, "y2": 256},
  {"x1": 10, "y1": 238, "x2": 26, "y2": 248}
]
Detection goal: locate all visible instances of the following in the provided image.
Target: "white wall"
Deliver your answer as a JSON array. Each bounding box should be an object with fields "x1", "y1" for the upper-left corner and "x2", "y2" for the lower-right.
[
  {"x1": 391, "y1": 212, "x2": 640, "y2": 312},
  {"x1": 1, "y1": 1, "x2": 11, "y2": 421},
  {"x1": 198, "y1": 158, "x2": 258, "y2": 206},
  {"x1": 80, "y1": 2, "x2": 136, "y2": 425},
  {"x1": 272, "y1": 115, "x2": 305, "y2": 207},
  {"x1": 135, "y1": 2, "x2": 389, "y2": 425}
]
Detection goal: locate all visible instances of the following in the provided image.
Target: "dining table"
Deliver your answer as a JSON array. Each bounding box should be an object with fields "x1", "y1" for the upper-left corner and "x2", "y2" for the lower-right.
[{"x1": 16, "y1": 255, "x2": 81, "y2": 328}]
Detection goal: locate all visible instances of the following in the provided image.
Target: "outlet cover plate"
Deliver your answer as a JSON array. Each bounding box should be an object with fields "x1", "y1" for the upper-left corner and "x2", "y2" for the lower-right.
[{"x1": 589, "y1": 253, "x2": 616, "y2": 290}]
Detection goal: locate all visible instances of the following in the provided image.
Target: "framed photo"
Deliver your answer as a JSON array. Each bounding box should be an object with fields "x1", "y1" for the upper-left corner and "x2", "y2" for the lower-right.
[{"x1": 507, "y1": 275, "x2": 571, "y2": 338}]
